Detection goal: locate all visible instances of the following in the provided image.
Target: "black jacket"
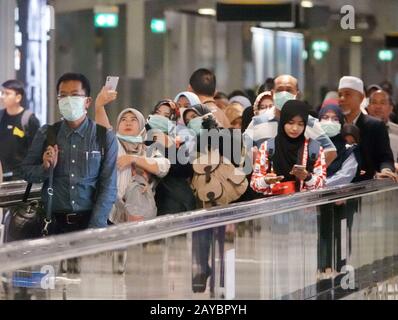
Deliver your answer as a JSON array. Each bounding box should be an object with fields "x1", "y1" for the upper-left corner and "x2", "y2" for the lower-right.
[{"x1": 354, "y1": 113, "x2": 395, "y2": 181}]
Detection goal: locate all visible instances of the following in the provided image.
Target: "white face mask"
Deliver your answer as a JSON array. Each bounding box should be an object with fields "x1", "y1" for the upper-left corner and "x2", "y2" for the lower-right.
[
  {"x1": 258, "y1": 106, "x2": 276, "y2": 120},
  {"x1": 274, "y1": 91, "x2": 296, "y2": 111},
  {"x1": 58, "y1": 96, "x2": 86, "y2": 121},
  {"x1": 320, "y1": 120, "x2": 342, "y2": 137}
]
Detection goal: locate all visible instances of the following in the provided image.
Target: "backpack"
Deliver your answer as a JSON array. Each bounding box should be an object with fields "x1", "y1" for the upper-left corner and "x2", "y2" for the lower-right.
[
  {"x1": 110, "y1": 141, "x2": 158, "y2": 223},
  {"x1": 191, "y1": 149, "x2": 248, "y2": 208},
  {"x1": 123, "y1": 175, "x2": 157, "y2": 221},
  {"x1": 266, "y1": 137, "x2": 321, "y2": 174},
  {"x1": 0, "y1": 109, "x2": 33, "y2": 138}
]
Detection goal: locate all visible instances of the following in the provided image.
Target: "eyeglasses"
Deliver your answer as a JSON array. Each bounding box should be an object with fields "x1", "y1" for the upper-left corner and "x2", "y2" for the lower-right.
[{"x1": 57, "y1": 93, "x2": 87, "y2": 99}]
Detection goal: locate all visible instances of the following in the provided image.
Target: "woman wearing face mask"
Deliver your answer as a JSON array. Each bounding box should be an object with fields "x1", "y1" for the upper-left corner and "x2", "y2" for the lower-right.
[
  {"x1": 95, "y1": 88, "x2": 171, "y2": 223},
  {"x1": 251, "y1": 100, "x2": 326, "y2": 196},
  {"x1": 146, "y1": 99, "x2": 178, "y2": 142},
  {"x1": 243, "y1": 91, "x2": 278, "y2": 150},
  {"x1": 174, "y1": 91, "x2": 201, "y2": 125},
  {"x1": 144, "y1": 99, "x2": 197, "y2": 216},
  {"x1": 317, "y1": 104, "x2": 361, "y2": 277},
  {"x1": 318, "y1": 104, "x2": 360, "y2": 186}
]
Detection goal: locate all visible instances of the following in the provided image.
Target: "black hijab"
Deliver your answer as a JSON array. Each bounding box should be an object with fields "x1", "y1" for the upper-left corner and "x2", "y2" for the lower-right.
[
  {"x1": 318, "y1": 104, "x2": 351, "y2": 177},
  {"x1": 272, "y1": 100, "x2": 309, "y2": 182}
]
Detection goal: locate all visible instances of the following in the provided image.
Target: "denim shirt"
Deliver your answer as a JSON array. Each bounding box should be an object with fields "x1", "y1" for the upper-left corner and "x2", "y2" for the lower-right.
[{"x1": 22, "y1": 117, "x2": 118, "y2": 228}]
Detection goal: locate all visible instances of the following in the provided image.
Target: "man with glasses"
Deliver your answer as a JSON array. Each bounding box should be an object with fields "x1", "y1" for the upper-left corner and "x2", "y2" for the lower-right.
[
  {"x1": 22, "y1": 73, "x2": 118, "y2": 236},
  {"x1": 0, "y1": 80, "x2": 40, "y2": 181}
]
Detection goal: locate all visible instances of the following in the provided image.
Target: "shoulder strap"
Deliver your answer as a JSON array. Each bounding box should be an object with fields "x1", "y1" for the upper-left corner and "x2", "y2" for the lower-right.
[
  {"x1": 96, "y1": 124, "x2": 107, "y2": 159},
  {"x1": 21, "y1": 110, "x2": 33, "y2": 133},
  {"x1": 45, "y1": 121, "x2": 62, "y2": 149},
  {"x1": 306, "y1": 139, "x2": 321, "y2": 173}
]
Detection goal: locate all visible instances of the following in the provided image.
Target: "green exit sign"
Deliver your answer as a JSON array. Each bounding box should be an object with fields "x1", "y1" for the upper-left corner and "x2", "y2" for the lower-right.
[
  {"x1": 151, "y1": 19, "x2": 166, "y2": 33},
  {"x1": 312, "y1": 40, "x2": 329, "y2": 53},
  {"x1": 94, "y1": 6, "x2": 119, "y2": 28},
  {"x1": 378, "y1": 50, "x2": 394, "y2": 61}
]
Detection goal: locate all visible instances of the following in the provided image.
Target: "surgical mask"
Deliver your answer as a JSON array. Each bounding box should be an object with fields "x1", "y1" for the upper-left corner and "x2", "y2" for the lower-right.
[
  {"x1": 258, "y1": 106, "x2": 275, "y2": 120},
  {"x1": 274, "y1": 91, "x2": 296, "y2": 111},
  {"x1": 320, "y1": 120, "x2": 341, "y2": 137},
  {"x1": 58, "y1": 96, "x2": 86, "y2": 121},
  {"x1": 187, "y1": 117, "x2": 203, "y2": 136},
  {"x1": 148, "y1": 114, "x2": 175, "y2": 134},
  {"x1": 117, "y1": 133, "x2": 143, "y2": 144}
]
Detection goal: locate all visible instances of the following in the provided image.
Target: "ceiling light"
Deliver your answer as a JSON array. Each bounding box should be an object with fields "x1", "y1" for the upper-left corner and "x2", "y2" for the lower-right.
[
  {"x1": 198, "y1": 8, "x2": 216, "y2": 16},
  {"x1": 301, "y1": 1, "x2": 314, "y2": 8},
  {"x1": 351, "y1": 36, "x2": 363, "y2": 43}
]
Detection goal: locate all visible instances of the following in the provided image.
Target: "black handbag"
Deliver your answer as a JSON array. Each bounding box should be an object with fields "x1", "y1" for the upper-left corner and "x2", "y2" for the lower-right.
[{"x1": 8, "y1": 167, "x2": 55, "y2": 241}]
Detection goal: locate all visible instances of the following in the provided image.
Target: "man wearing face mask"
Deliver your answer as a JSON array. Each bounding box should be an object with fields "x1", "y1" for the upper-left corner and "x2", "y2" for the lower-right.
[
  {"x1": 338, "y1": 76, "x2": 397, "y2": 182},
  {"x1": 272, "y1": 75, "x2": 337, "y2": 167},
  {"x1": 22, "y1": 73, "x2": 118, "y2": 233}
]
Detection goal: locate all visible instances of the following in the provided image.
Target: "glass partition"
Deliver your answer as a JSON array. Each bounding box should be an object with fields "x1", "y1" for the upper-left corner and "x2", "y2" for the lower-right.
[{"x1": 1, "y1": 180, "x2": 398, "y2": 300}]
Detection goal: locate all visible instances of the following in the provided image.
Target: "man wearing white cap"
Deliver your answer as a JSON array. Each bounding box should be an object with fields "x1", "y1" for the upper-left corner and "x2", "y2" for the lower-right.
[{"x1": 338, "y1": 76, "x2": 397, "y2": 182}]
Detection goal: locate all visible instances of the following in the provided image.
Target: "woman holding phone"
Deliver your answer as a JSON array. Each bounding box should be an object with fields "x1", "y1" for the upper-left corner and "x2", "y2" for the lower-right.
[{"x1": 251, "y1": 100, "x2": 326, "y2": 196}]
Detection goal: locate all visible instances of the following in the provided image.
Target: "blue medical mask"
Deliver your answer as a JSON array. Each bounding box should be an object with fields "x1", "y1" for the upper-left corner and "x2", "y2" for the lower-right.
[
  {"x1": 274, "y1": 91, "x2": 296, "y2": 111},
  {"x1": 117, "y1": 133, "x2": 143, "y2": 144},
  {"x1": 187, "y1": 117, "x2": 203, "y2": 136},
  {"x1": 148, "y1": 114, "x2": 175, "y2": 134},
  {"x1": 58, "y1": 96, "x2": 86, "y2": 121},
  {"x1": 320, "y1": 120, "x2": 341, "y2": 137}
]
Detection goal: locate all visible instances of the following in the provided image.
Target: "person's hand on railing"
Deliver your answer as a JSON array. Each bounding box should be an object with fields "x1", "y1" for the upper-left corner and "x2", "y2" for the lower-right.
[
  {"x1": 375, "y1": 168, "x2": 398, "y2": 183},
  {"x1": 127, "y1": 215, "x2": 144, "y2": 222}
]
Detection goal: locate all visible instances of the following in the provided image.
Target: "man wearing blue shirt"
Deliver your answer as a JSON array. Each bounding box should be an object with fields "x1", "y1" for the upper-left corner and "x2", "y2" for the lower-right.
[{"x1": 22, "y1": 73, "x2": 118, "y2": 234}]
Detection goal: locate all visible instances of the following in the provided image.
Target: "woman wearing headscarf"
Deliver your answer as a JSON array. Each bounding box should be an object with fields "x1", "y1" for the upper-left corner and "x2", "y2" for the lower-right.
[
  {"x1": 318, "y1": 104, "x2": 360, "y2": 186},
  {"x1": 146, "y1": 98, "x2": 198, "y2": 216},
  {"x1": 317, "y1": 104, "x2": 361, "y2": 276},
  {"x1": 183, "y1": 104, "x2": 241, "y2": 165},
  {"x1": 95, "y1": 88, "x2": 171, "y2": 274},
  {"x1": 251, "y1": 100, "x2": 326, "y2": 195},
  {"x1": 174, "y1": 91, "x2": 201, "y2": 121},
  {"x1": 243, "y1": 91, "x2": 278, "y2": 150},
  {"x1": 94, "y1": 88, "x2": 170, "y2": 223}
]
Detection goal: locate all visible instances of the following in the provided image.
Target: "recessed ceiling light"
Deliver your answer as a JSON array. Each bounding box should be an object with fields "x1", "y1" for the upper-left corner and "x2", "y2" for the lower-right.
[
  {"x1": 351, "y1": 36, "x2": 363, "y2": 43},
  {"x1": 198, "y1": 8, "x2": 216, "y2": 16},
  {"x1": 301, "y1": 1, "x2": 314, "y2": 8}
]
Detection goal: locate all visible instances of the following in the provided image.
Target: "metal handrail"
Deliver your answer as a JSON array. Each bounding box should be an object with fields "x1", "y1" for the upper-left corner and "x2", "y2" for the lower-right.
[{"x1": 0, "y1": 179, "x2": 397, "y2": 273}]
